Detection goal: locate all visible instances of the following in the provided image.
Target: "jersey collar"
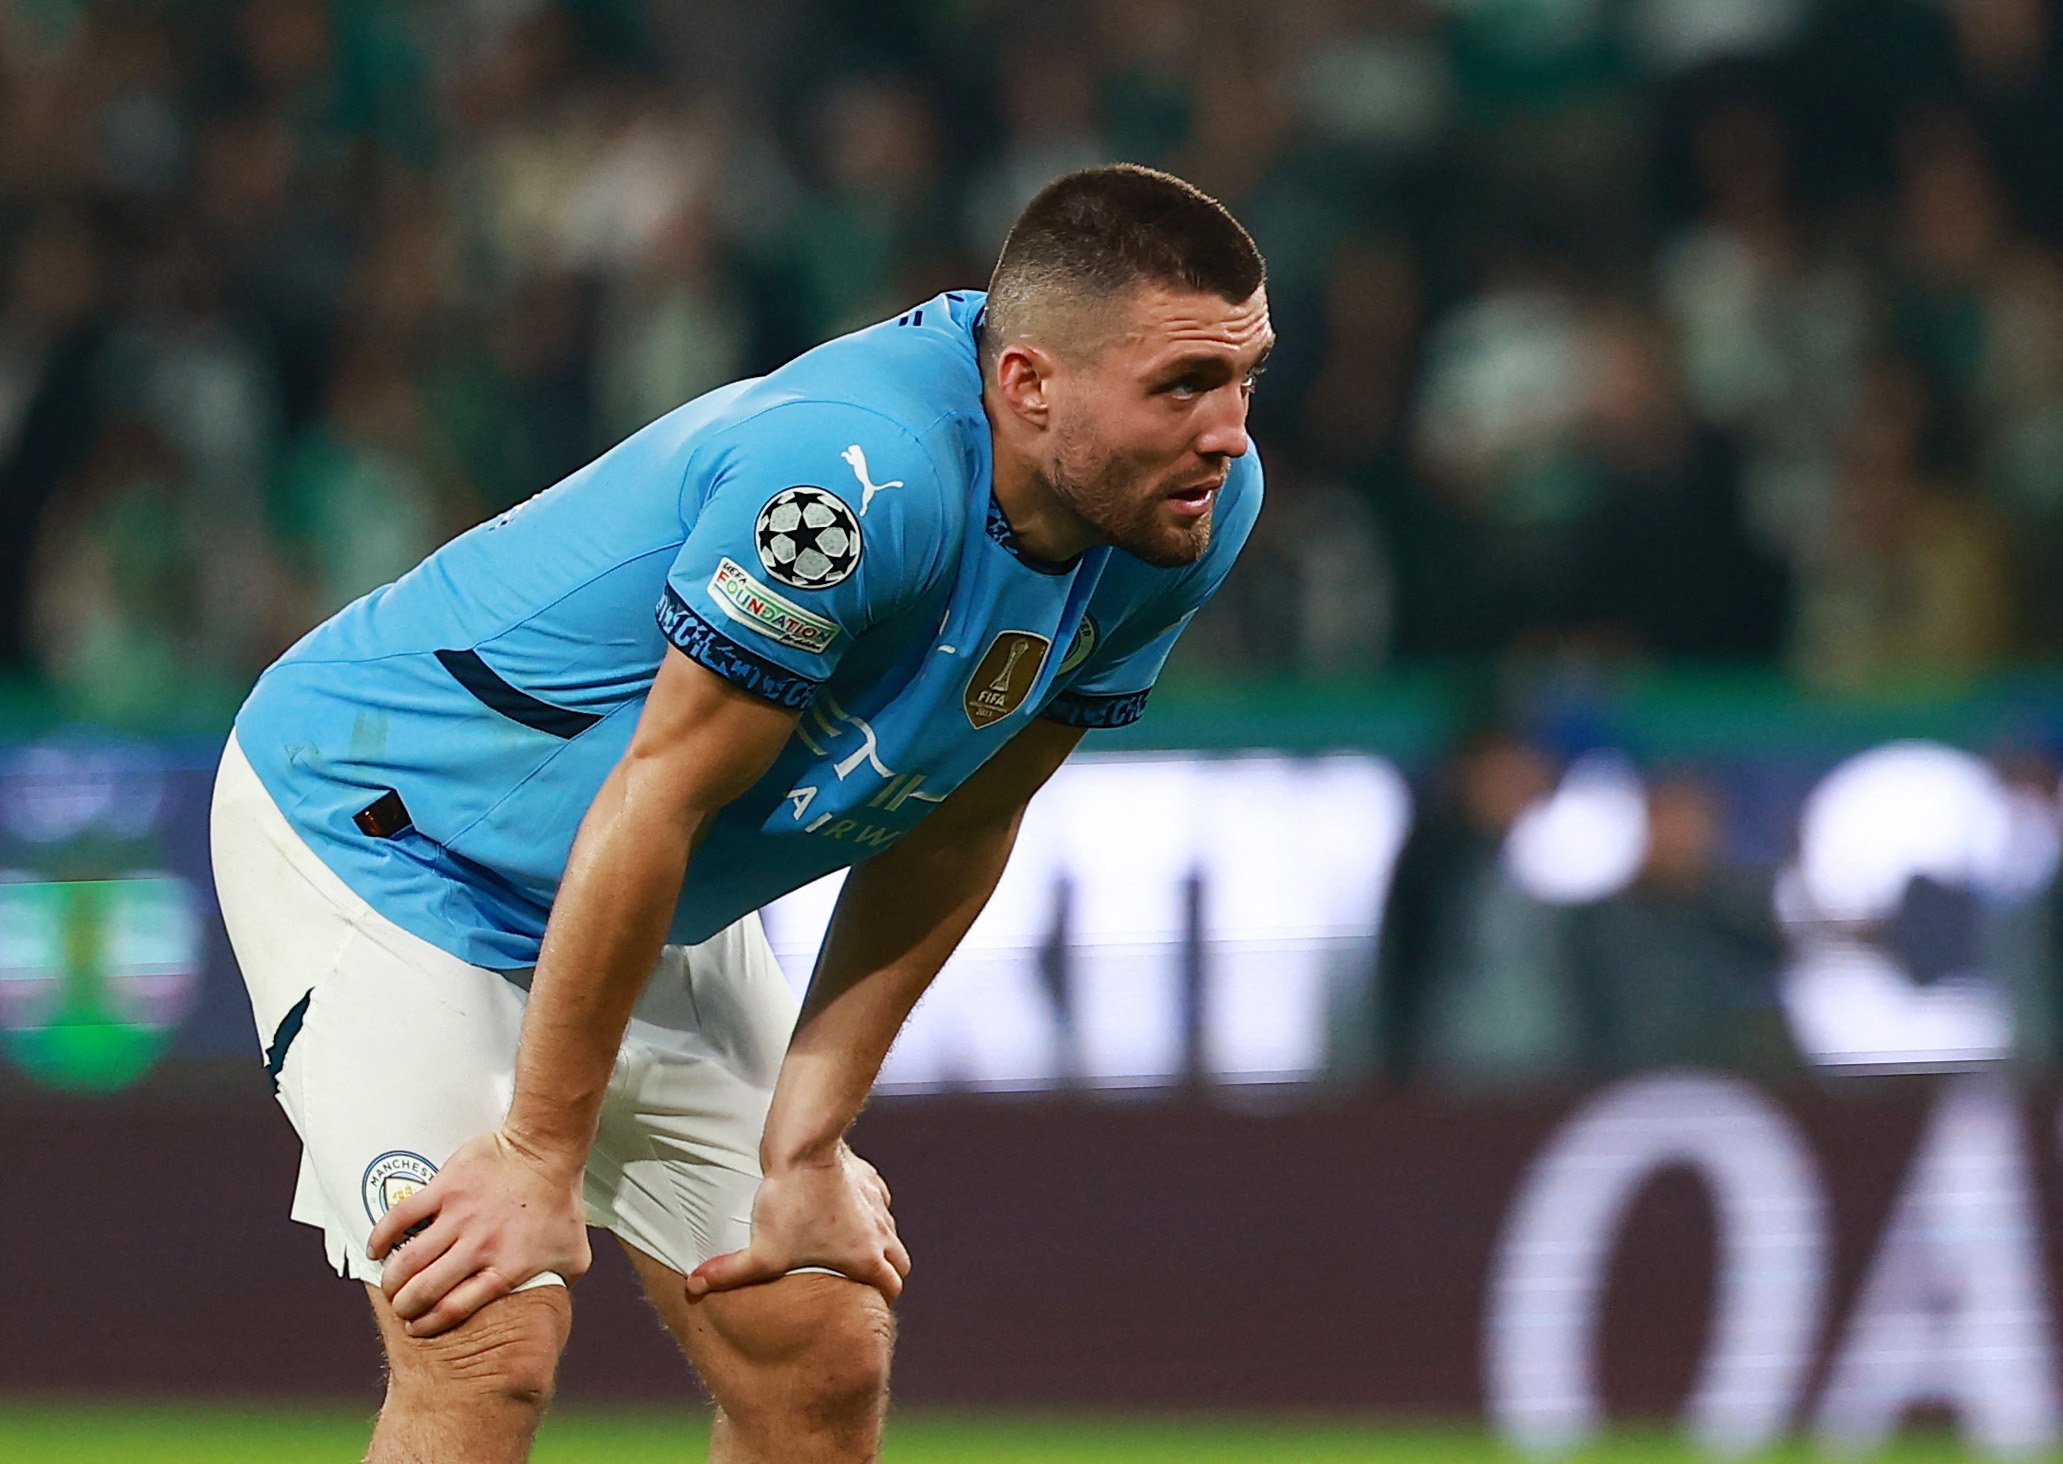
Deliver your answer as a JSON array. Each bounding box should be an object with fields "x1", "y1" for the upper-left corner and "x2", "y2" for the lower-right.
[{"x1": 985, "y1": 493, "x2": 1084, "y2": 575}]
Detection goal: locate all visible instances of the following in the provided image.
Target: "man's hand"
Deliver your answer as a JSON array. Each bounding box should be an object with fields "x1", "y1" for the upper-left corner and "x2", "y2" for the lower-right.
[
  {"x1": 368, "y1": 1129, "x2": 591, "y2": 1337},
  {"x1": 687, "y1": 1144, "x2": 910, "y2": 1301}
]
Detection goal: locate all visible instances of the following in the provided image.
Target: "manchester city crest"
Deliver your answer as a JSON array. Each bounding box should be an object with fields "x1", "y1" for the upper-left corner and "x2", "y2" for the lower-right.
[
  {"x1": 756, "y1": 486, "x2": 862, "y2": 590},
  {"x1": 1057, "y1": 615, "x2": 1099, "y2": 675},
  {"x1": 362, "y1": 1150, "x2": 438, "y2": 1223}
]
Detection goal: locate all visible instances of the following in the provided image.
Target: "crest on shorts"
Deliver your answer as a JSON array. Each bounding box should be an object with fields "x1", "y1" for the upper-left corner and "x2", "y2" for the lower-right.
[
  {"x1": 756, "y1": 486, "x2": 862, "y2": 589},
  {"x1": 362, "y1": 1150, "x2": 437, "y2": 1223},
  {"x1": 964, "y1": 631, "x2": 1051, "y2": 729}
]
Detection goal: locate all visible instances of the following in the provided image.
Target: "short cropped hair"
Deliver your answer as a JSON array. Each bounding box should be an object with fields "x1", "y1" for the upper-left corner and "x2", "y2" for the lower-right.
[{"x1": 982, "y1": 164, "x2": 1265, "y2": 373}]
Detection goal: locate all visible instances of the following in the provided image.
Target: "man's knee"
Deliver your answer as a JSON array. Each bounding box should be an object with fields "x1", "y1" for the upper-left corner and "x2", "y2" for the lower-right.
[
  {"x1": 707, "y1": 1277, "x2": 894, "y2": 1429},
  {"x1": 794, "y1": 1294, "x2": 894, "y2": 1425},
  {"x1": 376, "y1": 1284, "x2": 573, "y2": 1412}
]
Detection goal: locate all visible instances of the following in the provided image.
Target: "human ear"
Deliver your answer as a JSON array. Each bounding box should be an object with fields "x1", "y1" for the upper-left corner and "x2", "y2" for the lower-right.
[{"x1": 994, "y1": 343, "x2": 1055, "y2": 428}]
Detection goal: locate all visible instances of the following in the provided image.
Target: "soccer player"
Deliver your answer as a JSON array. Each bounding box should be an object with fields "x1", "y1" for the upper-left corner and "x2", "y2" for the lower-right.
[{"x1": 212, "y1": 164, "x2": 1269, "y2": 1463}]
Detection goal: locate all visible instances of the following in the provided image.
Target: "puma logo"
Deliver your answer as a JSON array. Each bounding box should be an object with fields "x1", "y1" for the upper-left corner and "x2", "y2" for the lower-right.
[{"x1": 841, "y1": 445, "x2": 903, "y2": 516}]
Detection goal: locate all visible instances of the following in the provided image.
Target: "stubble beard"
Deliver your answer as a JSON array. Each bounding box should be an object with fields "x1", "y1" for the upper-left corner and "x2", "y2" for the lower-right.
[{"x1": 1048, "y1": 431, "x2": 1214, "y2": 570}]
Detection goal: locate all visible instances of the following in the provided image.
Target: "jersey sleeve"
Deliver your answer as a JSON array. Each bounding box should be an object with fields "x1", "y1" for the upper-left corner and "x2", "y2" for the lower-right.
[
  {"x1": 657, "y1": 402, "x2": 952, "y2": 709},
  {"x1": 1041, "y1": 613, "x2": 1196, "y2": 728},
  {"x1": 1040, "y1": 447, "x2": 1265, "y2": 730}
]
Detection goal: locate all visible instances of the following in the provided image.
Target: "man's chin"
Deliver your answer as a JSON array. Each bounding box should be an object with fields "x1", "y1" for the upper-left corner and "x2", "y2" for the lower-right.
[{"x1": 1117, "y1": 511, "x2": 1213, "y2": 568}]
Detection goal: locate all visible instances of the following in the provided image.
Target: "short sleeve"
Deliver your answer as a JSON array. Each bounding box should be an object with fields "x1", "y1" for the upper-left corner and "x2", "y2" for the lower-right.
[
  {"x1": 658, "y1": 403, "x2": 951, "y2": 709},
  {"x1": 1041, "y1": 613, "x2": 1194, "y2": 728},
  {"x1": 1039, "y1": 446, "x2": 1265, "y2": 730}
]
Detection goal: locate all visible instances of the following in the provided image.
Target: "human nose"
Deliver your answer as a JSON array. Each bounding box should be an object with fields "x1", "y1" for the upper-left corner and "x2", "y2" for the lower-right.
[{"x1": 1194, "y1": 385, "x2": 1252, "y2": 459}]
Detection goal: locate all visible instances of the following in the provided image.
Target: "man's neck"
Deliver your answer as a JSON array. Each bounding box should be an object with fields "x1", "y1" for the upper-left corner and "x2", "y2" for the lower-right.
[{"x1": 983, "y1": 388, "x2": 1100, "y2": 566}]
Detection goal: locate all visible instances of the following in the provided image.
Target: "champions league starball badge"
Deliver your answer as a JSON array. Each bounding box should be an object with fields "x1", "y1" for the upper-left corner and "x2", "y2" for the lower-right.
[{"x1": 756, "y1": 487, "x2": 862, "y2": 590}]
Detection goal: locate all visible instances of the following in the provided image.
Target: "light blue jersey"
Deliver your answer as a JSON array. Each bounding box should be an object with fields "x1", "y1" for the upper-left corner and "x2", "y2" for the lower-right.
[{"x1": 233, "y1": 291, "x2": 1261, "y2": 969}]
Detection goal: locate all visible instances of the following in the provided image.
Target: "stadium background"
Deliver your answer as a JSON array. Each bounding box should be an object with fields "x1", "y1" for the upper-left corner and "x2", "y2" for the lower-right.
[{"x1": 5, "y1": 0, "x2": 2063, "y2": 1458}]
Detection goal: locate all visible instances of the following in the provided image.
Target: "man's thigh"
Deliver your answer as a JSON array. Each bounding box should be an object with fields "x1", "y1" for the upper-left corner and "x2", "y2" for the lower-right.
[
  {"x1": 583, "y1": 920, "x2": 801, "y2": 1280},
  {"x1": 213, "y1": 739, "x2": 557, "y2": 1286},
  {"x1": 214, "y1": 734, "x2": 799, "y2": 1297},
  {"x1": 280, "y1": 925, "x2": 548, "y2": 1285}
]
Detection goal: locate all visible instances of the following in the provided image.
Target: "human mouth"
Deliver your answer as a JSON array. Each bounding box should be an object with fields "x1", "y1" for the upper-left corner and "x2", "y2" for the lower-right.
[{"x1": 1166, "y1": 476, "x2": 1223, "y2": 518}]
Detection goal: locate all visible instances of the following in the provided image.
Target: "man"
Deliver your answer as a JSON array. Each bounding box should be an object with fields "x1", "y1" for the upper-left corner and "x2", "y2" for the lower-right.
[{"x1": 213, "y1": 163, "x2": 1270, "y2": 1462}]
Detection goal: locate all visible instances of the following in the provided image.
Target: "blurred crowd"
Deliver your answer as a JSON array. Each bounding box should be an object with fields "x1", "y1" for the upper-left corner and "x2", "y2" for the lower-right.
[
  {"x1": 1372, "y1": 714, "x2": 2063, "y2": 1086},
  {"x1": 1376, "y1": 728, "x2": 1798, "y2": 1085},
  {"x1": 2, "y1": 0, "x2": 2063, "y2": 728}
]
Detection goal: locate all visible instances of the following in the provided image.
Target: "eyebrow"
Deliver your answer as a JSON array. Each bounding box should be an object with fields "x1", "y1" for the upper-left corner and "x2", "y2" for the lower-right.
[{"x1": 1153, "y1": 340, "x2": 1275, "y2": 384}]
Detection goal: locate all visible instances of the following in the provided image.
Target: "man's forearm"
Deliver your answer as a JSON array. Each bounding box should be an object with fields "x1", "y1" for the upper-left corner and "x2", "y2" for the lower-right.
[
  {"x1": 760, "y1": 811, "x2": 1021, "y2": 1171},
  {"x1": 503, "y1": 757, "x2": 706, "y2": 1167}
]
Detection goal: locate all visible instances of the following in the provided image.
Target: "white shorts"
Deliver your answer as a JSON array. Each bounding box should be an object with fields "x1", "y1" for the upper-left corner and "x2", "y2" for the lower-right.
[{"x1": 210, "y1": 732, "x2": 800, "y2": 1289}]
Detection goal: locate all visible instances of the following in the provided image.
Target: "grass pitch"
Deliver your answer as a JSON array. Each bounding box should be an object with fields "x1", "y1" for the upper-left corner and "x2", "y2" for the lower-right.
[{"x1": 0, "y1": 1402, "x2": 2003, "y2": 1461}]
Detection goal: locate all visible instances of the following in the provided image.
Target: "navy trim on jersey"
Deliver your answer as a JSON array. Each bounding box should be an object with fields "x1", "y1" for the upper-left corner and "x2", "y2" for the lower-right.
[
  {"x1": 1042, "y1": 687, "x2": 1152, "y2": 728},
  {"x1": 435, "y1": 648, "x2": 602, "y2": 738},
  {"x1": 657, "y1": 587, "x2": 821, "y2": 710},
  {"x1": 986, "y1": 496, "x2": 1081, "y2": 576},
  {"x1": 265, "y1": 987, "x2": 313, "y2": 1093}
]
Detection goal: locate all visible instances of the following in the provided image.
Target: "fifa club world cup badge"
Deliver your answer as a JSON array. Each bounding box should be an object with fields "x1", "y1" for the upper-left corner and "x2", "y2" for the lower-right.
[
  {"x1": 362, "y1": 1150, "x2": 438, "y2": 1224},
  {"x1": 964, "y1": 631, "x2": 1051, "y2": 729}
]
